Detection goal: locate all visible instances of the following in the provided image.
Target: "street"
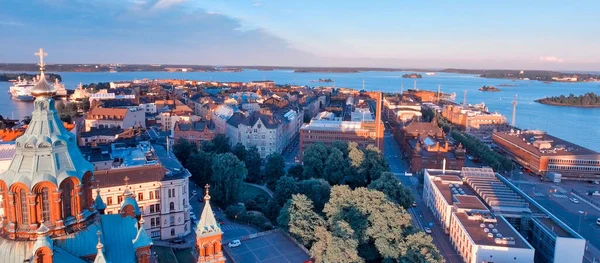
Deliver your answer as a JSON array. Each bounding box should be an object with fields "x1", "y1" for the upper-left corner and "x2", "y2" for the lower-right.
[{"x1": 382, "y1": 130, "x2": 463, "y2": 263}]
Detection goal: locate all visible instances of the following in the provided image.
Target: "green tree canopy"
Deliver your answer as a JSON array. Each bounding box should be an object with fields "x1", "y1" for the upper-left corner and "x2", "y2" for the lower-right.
[
  {"x1": 274, "y1": 176, "x2": 299, "y2": 205},
  {"x1": 186, "y1": 150, "x2": 215, "y2": 186},
  {"x1": 232, "y1": 143, "x2": 247, "y2": 161},
  {"x1": 210, "y1": 153, "x2": 247, "y2": 206},
  {"x1": 287, "y1": 164, "x2": 304, "y2": 179},
  {"x1": 359, "y1": 144, "x2": 390, "y2": 183},
  {"x1": 278, "y1": 194, "x2": 326, "y2": 247},
  {"x1": 264, "y1": 153, "x2": 286, "y2": 187},
  {"x1": 297, "y1": 178, "x2": 331, "y2": 213},
  {"x1": 324, "y1": 147, "x2": 348, "y2": 185},
  {"x1": 173, "y1": 138, "x2": 198, "y2": 167},
  {"x1": 204, "y1": 134, "x2": 231, "y2": 153},
  {"x1": 398, "y1": 233, "x2": 444, "y2": 263},
  {"x1": 368, "y1": 172, "x2": 414, "y2": 209},
  {"x1": 245, "y1": 146, "x2": 262, "y2": 183},
  {"x1": 302, "y1": 142, "x2": 329, "y2": 179}
]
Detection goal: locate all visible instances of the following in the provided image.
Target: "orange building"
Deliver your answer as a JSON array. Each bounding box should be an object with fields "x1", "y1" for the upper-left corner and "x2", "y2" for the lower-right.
[
  {"x1": 195, "y1": 185, "x2": 226, "y2": 263},
  {"x1": 442, "y1": 104, "x2": 507, "y2": 142},
  {"x1": 0, "y1": 122, "x2": 75, "y2": 142}
]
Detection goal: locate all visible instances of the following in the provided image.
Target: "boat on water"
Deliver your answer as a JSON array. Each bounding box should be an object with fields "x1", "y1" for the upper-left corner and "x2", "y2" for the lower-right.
[
  {"x1": 426, "y1": 72, "x2": 436, "y2": 76},
  {"x1": 9, "y1": 76, "x2": 68, "y2": 101}
]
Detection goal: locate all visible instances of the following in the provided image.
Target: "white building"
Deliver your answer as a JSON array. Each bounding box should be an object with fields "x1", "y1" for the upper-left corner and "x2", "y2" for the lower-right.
[
  {"x1": 92, "y1": 141, "x2": 191, "y2": 240},
  {"x1": 85, "y1": 107, "x2": 146, "y2": 132}
]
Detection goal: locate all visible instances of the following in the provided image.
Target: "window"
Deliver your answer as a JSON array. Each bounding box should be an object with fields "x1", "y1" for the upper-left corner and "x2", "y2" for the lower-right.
[
  {"x1": 168, "y1": 189, "x2": 172, "y2": 198},
  {"x1": 107, "y1": 197, "x2": 113, "y2": 205},
  {"x1": 150, "y1": 218, "x2": 155, "y2": 227},
  {"x1": 149, "y1": 191, "x2": 154, "y2": 200},
  {"x1": 117, "y1": 196, "x2": 123, "y2": 204},
  {"x1": 150, "y1": 205, "x2": 155, "y2": 214},
  {"x1": 138, "y1": 192, "x2": 144, "y2": 201},
  {"x1": 61, "y1": 181, "x2": 73, "y2": 218},
  {"x1": 156, "y1": 204, "x2": 160, "y2": 212},
  {"x1": 170, "y1": 215, "x2": 175, "y2": 225},
  {"x1": 20, "y1": 189, "x2": 28, "y2": 224},
  {"x1": 171, "y1": 229, "x2": 175, "y2": 236},
  {"x1": 155, "y1": 190, "x2": 160, "y2": 199},
  {"x1": 170, "y1": 202, "x2": 175, "y2": 211},
  {"x1": 41, "y1": 188, "x2": 50, "y2": 222},
  {"x1": 151, "y1": 231, "x2": 160, "y2": 238}
]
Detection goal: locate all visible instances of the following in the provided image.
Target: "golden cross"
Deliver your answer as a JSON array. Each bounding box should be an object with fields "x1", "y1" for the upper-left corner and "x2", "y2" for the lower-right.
[
  {"x1": 204, "y1": 184, "x2": 210, "y2": 196},
  {"x1": 34, "y1": 48, "x2": 47, "y2": 69},
  {"x1": 96, "y1": 230, "x2": 102, "y2": 243}
]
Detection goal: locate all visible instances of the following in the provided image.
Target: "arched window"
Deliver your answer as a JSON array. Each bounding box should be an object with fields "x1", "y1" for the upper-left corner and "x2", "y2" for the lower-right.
[
  {"x1": 41, "y1": 188, "x2": 51, "y2": 222},
  {"x1": 61, "y1": 181, "x2": 73, "y2": 218},
  {"x1": 169, "y1": 202, "x2": 174, "y2": 211},
  {"x1": 19, "y1": 189, "x2": 29, "y2": 225}
]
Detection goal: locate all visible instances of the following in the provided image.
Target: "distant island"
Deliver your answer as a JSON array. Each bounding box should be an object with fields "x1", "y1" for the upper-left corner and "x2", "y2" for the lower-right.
[
  {"x1": 441, "y1": 69, "x2": 599, "y2": 82},
  {"x1": 535, "y1": 92, "x2": 600, "y2": 107},
  {"x1": 402, "y1": 73, "x2": 422, "y2": 78},
  {"x1": 0, "y1": 72, "x2": 62, "y2": 82},
  {"x1": 479, "y1": 85, "x2": 501, "y2": 92},
  {"x1": 294, "y1": 68, "x2": 359, "y2": 73},
  {"x1": 497, "y1": 84, "x2": 517, "y2": 87}
]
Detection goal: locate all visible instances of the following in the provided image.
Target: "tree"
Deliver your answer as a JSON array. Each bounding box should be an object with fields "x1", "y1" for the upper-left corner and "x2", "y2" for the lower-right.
[
  {"x1": 274, "y1": 176, "x2": 298, "y2": 205},
  {"x1": 297, "y1": 178, "x2": 331, "y2": 213},
  {"x1": 368, "y1": 172, "x2": 414, "y2": 209},
  {"x1": 262, "y1": 199, "x2": 282, "y2": 222},
  {"x1": 225, "y1": 204, "x2": 246, "y2": 220},
  {"x1": 264, "y1": 153, "x2": 286, "y2": 187},
  {"x1": 324, "y1": 147, "x2": 347, "y2": 185},
  {"x1": 172, "y1": 138, "x2": 198, "y2": 167},
  {"x1": 211, "y1": 153, "x2": 247, "y2": 206},
  {"x1": 204, "y1": 134, "x2": 231, "y2": 153},
  {"x1": 331, "y1": 141, "x2": 349, "y2": 159},
  {"x1": 278, "y1": 194, "x2": 326, "y2": 247},
  {"x1": 186, "y1": 150, "x2": 215, "y2": 186},
  {"x1": 359, "y1": 145, "x2": 389, "y2": 183},
  {"x1": 398, "y1": 233, "x2": 444, "y2": 263},
  {"x1": 287, "y1": 164, "x2": 304, "y2": 179},
  {"x1": 245, "y1": 146, "x2": 262, "y2": 183},
  {"x1": 346, "y1": 143, "x2": 367, "y2": 188},
  {"x1": 311, "y1": 223, "x2": 363, "y2": 263},
  {"x1": 232, "y1": 143, "x2": 247, "y2": 161},
  {"x1": 302, "y1": 142, "x2": 328, "y2": 179}
]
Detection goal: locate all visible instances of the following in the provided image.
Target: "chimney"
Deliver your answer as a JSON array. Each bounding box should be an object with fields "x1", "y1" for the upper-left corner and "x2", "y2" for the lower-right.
[
  {"x1": 375, "y1": 92, "x2": 384, "y2": 151},
  {"x1": 442, "y1": 158, "x2": 446, "y2": 174}
]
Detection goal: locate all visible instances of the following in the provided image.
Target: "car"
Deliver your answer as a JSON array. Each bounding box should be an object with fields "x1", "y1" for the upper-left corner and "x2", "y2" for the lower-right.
[
  {"x1": 412, "y1": 202, "x2": 418, "y2": 207},
  {"x1": 228, "y1": 240, "x2": 241, "y2": 248},
  {"x1": 597, "y1": 218, "x2": 600, "y2": 226},
  {"x1": 569, "y1": 198, "x2": 580, "y2": 204},
  {"x1": 424, "y1": 227, "x2": 432, "y2": 234},
  {"x1": 219, "y1": 221, "x2": 225, "y2": 225},
  {"x1": 170, "y1": 238, "x2": 186, "y2": 244}
]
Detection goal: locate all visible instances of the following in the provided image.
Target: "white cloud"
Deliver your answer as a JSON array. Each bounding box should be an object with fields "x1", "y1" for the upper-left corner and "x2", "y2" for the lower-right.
[
  {"x1": 539, "y1": 56, "x2": 564, "y2": 63},
  {"x1": 152, "y1": 0, "x2": 187, "y2": 9}
]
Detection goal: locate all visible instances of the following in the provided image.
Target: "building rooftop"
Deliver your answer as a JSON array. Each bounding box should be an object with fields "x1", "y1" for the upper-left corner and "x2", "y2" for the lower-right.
[
  {"x1": 494, "y1": 130, "x2": 599, "y2": 156},
  {"x1": 454, "y1": 211, "x2": 531, "y2": 249}
]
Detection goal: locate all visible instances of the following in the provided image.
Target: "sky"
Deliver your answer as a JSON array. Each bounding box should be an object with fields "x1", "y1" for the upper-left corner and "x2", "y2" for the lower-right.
[{"x1": 1, "y1": 0, "x2": 599, "y2": 71}]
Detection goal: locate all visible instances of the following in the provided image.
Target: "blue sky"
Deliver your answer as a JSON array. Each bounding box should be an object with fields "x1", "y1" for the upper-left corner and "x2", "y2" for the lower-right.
[{"x1": 1, "y1": 0, "x2": 599, "y2": 70}]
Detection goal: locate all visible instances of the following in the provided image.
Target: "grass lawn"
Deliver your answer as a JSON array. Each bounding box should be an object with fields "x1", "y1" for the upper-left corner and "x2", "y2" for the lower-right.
[
  {"x1": 174, "y1": 248, "x2": 195, "y2": 263},
  {"x1": 240, "y1": 184, "x2": 271, "y2": 202},
  {"x1": 154, "y1": 245, "x2": 178, "y2": 263}
]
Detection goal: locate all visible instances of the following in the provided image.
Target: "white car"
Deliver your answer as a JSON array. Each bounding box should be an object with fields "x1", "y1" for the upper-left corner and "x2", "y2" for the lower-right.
[
  {"x1": 228, "y1": 240, "x2": 242, "y2": 248},
  {"x1": 596, "y1": 218, "x2": 600, "y2": 226},
  {"x1": 569, "y1": 198, "x2": 579, "y2": 204},
  {"x1": 424, "y1": 227, "x2": 432, "y2": 234}
]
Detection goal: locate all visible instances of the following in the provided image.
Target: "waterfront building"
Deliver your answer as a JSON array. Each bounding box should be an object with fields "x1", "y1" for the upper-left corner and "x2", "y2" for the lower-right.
[
  {"x1": 493, "y1": 129, "x2": 600, "y2": 181},
  {"x1": 84, "y1": 106, "x2": 146, "y2": 132},
  {"x1": 299, "y1": 93, "x2": 384, "y2": 161},
  {"x1": 69, "y1": 83, "x2": 90, "y2": 101},
  {"x1": 423, "y1": 167, "x2": 587, "y2": 263},
  {"x1": 400, "y1": 120, "x2": 465, "y2": 172},
  {"x1": 0, "y1": 50, "x2": 150, "y2": 262},
  {"x1": 442, "y1": 103, "x2": 507, "y2": 143}
]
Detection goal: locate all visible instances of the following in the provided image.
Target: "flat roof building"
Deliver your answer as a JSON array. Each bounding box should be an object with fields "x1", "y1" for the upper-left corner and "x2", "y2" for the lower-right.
[
  {"x1": 493, "y1": 130, "x2": 600, "y2": 181},
  {"x1": 442, "y1": 103, "x2": 507, "y2": 143}
]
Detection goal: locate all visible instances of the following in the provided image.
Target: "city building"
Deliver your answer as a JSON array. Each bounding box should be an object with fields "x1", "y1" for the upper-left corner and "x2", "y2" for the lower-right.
[
  {"x1": 195, "y1": 185, "x2": 225, "y2": 263},
  {"x1": 442, "y1": 103, "x2": 507, "y2": 143},
  {"x1": 227, "y1": 110, "x2": 294, "y2": 158},
  {"x1": 423, "y1": 167, "x2": 587, "y2": 263},
  {"x1": 299, "y1": 93, "x2": 384, "y2": 161},
  {"x1": 85, "y1": 106, "x2": 146, "y2": 132},
  {"x1": 383, "y1": 96, "x2": 422, "y2": 124},
  {"x1": 78, "y1": 127, "x2": 138, "y2": 146},
  {"x1": 0, "y1": 57, "x2": 150, "y2": 263},
  {"x1": 400, "y1": 120, "x2": 465, "y2": 172},
  {"x1": 173, "y1": 120, "x2": 217, "y2": 145},
  {"x1": 493, "y1": 129, "x2": 600, "y2": 181}
]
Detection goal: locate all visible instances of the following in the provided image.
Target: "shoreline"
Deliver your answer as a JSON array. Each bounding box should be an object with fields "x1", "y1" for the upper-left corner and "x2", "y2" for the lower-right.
[{"x1": 535, "y1": 101, "x2": 600, "y2": 108}]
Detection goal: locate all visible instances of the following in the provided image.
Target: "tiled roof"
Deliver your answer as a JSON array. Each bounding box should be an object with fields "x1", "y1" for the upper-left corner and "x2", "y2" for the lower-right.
[
  {"x1": 0, "y1": 144, "x2": 16, "y2": 159},
  {"x1": 93, "y1": 164, "x2": 166, "y2": 188},
  {"x1": 88, "y1": 107, "x2": 128, "y2": 120}
]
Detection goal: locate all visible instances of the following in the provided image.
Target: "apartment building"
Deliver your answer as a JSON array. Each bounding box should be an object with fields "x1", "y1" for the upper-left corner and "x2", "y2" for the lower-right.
[
  {"x1": 85, "y1": 106, "x2": 145, "y2": 131},
  {"x1": 442, "y1": 103, "x2": 507, "y2": 142}
]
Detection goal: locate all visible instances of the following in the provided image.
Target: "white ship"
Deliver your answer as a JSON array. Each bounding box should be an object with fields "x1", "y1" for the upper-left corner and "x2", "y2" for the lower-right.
[
  {"x1": 425, "y1": 72, "x2": 436, "y2": 76},
  {"x1": 9, "y1": 76, "x2": 67, "y2": 101}
]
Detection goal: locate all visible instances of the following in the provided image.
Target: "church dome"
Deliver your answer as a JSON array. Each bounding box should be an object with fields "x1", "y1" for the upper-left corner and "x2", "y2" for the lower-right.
[{"x1": 30, "y1": 72, "x2": 57, "y2": 97}]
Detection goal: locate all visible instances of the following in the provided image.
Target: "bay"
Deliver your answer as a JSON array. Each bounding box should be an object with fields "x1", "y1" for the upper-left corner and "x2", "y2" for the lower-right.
[{"x1": 1, "y1": 70, "x2": 599, "y2": 151}]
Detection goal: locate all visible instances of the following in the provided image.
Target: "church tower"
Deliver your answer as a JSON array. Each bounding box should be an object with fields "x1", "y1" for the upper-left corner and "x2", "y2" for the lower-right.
[
  {"x1": 195, "y1": 184, "x2": 225, "y2": 263},
  {"x1": 0, "y1": 48, "x2": 95, "y2": 239}
]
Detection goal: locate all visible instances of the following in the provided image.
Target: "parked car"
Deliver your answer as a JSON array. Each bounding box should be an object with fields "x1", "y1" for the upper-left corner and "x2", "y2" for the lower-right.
[
  {"x1": 219, "y1": 221, "x2": 225, "y2": 225},
  {"x1": 569, "y1": 198, "x2": 580, "y2": 204},
  {"x1": 424, "y1": 227, "x2": 432, "y2": 234},
  {"x1": 228, "y1": 240, "x2": 242, "y2": 248},
  {"x1": 596, "y1": 218, "x2": 600, "y2": 226},
  {"x1": 412, "y1": 202, "x2": 418, "y2": 207}
]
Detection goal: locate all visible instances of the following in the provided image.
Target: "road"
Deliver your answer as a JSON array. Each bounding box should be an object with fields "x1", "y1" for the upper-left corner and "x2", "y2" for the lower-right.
[
  {"x1": 382, "y1": 129, "x2": 463, "y2": 263},
  {"x1": 507, "y1": 173, "x2": 600, "y2": 262}
]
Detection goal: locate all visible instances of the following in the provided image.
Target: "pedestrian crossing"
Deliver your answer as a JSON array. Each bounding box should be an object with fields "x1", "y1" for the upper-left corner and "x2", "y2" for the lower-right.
[
  {"x1": 552, "y1": 194, "x2": 568, "y2": 198},
  {"x1": 533, "y1": 192, "x2": 545, "y2": 197},
  {"x1": 220, "y1": 225, "x2": 240, "y2": 231}
]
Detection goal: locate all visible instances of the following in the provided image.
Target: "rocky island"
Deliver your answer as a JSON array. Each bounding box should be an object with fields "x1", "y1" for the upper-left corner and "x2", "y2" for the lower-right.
[
  {"x1": 479, "y1": 85, "x2": 501, "y2": 92},
  {"x1": 535, "y1": 92, "x2": 600, "y2": 107},
  {"x1": 402, "y1": 73, "x2": 422, "y2": 78}
]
